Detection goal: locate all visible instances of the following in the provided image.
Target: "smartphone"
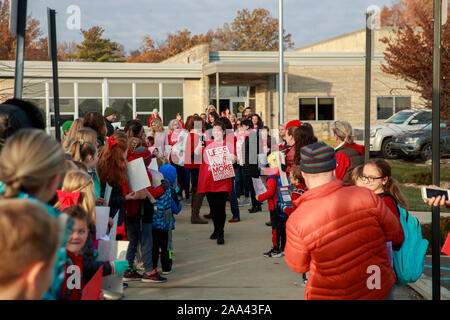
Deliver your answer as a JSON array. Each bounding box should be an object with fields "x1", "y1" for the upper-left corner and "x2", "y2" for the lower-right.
[{"x1": 421, "y1": 186, "x2": 450, "y2": 203}]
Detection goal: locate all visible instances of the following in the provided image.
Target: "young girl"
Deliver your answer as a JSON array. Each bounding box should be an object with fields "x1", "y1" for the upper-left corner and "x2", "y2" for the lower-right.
[
  {"x1": 97, "y1": 133, "x2": 137, "y2": 231},
  {"x1": 197, "y1": 120, "x2": 236, "y2": 244},
  {"x1": 354, "y1": 159, "x2": 406, "y2": 262},
  {"x1": 83, "y1": 112, "x2": 108, "y2": 148},
  {"x1": 62, "y1": 205, "x2": 128, "y2": 300},
  {"x1": 62, "y1": 118, "x2": 84, "y2": 152},
  {"x1": 68, "y1": 137, "x2": 102, "y2": 201},
  {"x1": 0, "y1": 128, "x2": 69, "y2": 300}
]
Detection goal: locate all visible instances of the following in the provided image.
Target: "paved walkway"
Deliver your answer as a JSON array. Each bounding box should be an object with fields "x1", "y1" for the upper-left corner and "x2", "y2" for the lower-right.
[{"x1": 123, "y1": 201, "x2": 423, "y2": 300}]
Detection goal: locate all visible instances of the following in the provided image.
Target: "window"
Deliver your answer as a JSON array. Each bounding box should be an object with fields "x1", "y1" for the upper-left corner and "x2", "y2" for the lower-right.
[
  {"x1": 162, "y1": 83, "x2": 183, "y2": 126},
  {"x1": 377, "y1": 96, "x2": 411, "y2": 120},
  {"x1": 109, "y1": 83, "x2": 132, "y2": 126},
  {"x1": 409, "y1": 112, "x2": 431, "y2": 125},
  {"x1": 78, "y1": 83, "x2": 103, "y2": 117},
  {"x1": 299, "y1": 97, "x2": 334, "y2": 121},
  {"x1": 136, "y1": 83, "x2": 160, "y2": 126}
]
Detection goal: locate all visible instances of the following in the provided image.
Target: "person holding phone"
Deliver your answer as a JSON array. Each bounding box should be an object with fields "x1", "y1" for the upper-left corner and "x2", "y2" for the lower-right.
[{"x1": 423, "y1": 185, "x2": 449, "y2": 207}]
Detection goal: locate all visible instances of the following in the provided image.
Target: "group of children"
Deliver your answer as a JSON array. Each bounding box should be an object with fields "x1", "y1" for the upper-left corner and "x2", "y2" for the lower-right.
[{"x1": 0, "y1": 116, "x2": 183, "y2": 300}]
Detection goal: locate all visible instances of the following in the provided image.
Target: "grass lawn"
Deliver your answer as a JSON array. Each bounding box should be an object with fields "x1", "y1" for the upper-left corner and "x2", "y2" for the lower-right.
[
  {"x1": 399, "y1": 185, "x2": 450, "y2": 213},
  {"x1": 387, "y1": 159, "x2": 450, "y2": 184}
]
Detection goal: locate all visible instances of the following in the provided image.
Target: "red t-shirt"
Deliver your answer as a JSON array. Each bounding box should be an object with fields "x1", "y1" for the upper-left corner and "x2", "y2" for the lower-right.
[
  {"x1": 184, "y1": 132, "x2": 202, "y2": 169},
  {"x1": 197, "y1": 139, "x2": 235, "y2": 195}
]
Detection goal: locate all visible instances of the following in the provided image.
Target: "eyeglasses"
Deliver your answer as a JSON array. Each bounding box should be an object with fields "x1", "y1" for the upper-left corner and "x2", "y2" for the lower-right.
[{"x1": 359, "y1": 175, "x2": 385, "y2": 183}]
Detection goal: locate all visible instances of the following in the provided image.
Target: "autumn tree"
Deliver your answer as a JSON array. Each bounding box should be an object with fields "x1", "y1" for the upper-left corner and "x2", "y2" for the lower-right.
[
  {"x1": 0, "y1": 0, "x2": 49, "y2": 60},
  {"x1": 230, "y1": 8, "x2": 294, "y2": 51},
  {"x1": 379, "y1": 0, "x2": 449, "y2": 120},
  {"x1": 70, "y1": 26, "x2": 125, "y2": 62},
  {"x1": 129, "y1": 8, "x2": 295, "y2": 62}
]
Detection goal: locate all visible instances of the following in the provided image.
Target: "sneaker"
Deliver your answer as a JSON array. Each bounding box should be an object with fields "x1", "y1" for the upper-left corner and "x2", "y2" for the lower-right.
[
  {"x1": 265, "y1": 221, "x2": 272, "y2": 227},
  {"x1": 238, "y1": 199, "x2": 250, "y2": 207},
  {"x1": 248, "y1": 206, "x2": 262, "y2": 213},
  {"x1": 162, "y1": 269, "x2": 172, "y2": 275},
  {"x1": 141, "y1": 270, "x2": 167, "y2": 283},
  {"x1": 264, "y1": 248, "x2": 283, "y2": 258},
  {"x1": 123, "y1": 268, "x2": 142, "y2": 281},
  {"x1": 185, "y1": 198, "x2": 191, "y2": 205},
  {"x1": 263, "y1": 248, "x2": 276, "y2": 257}
]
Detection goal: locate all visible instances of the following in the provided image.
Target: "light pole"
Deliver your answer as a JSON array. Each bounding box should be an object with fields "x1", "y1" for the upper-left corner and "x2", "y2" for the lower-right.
[{"x1": 278, "y1": 0, "x2": 284, "y2": 125}]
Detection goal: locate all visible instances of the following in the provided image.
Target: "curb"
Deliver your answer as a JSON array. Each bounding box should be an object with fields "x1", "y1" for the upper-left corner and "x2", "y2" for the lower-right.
[{"x1": 407, "y1": 274, "x2": 450, "y2": 300}]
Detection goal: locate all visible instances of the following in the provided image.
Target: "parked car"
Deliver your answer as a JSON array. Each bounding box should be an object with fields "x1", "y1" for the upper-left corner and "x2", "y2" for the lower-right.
[
  {"x1": 354, "y1": 109, "x2": 432, "y2": 159},
  {"x1": 390, "y1": 122, "x2": 450, "y2": 161}
]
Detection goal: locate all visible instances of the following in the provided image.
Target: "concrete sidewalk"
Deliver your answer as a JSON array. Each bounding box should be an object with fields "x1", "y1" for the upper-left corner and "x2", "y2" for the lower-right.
[{"x1": 123, "y1": 201, "x2": 423, "y2": 300}]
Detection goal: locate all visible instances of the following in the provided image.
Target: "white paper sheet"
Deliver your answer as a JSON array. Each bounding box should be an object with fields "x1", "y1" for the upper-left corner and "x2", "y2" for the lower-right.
[
  {"x1": 97, "y1": 240, "x2": 129, "y2": 294},
  {"x1": 104, "y1": 184, "x2": 112, "y2": 207},
  {"x1": 95, "y1": 206, "x2": 110, "y2": 239},
  {"x1": 108, "y1": 210, "x2": 119, "y2": 241},
  {"x1": 126, "y1": 157, "x2": 151, "y2": 191},
  {"x1": 148, "y1": 158, "x2": 159, "y2": 171},
  {"x1": 111, "y1": 122, "x2": 121, "y2": 129},
  {"x1": 252, "y1": 177, "x2": 267, "y2": 197}
]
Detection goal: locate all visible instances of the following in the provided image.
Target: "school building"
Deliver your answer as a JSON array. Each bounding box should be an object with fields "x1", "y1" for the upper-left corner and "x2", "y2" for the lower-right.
[{"x1": 0, "y1": 27, "x2": 424, "y2": 138}]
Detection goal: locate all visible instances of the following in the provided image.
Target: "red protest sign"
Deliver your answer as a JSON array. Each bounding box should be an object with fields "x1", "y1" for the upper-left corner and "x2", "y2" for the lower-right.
[
  {"x1": 81, "y1": 265, "x2": 103, "y2": 300},
  {"x1": 442, "y1": 233, "x2": 450, "y2": 256},
  {"x1": 206, "y1": 146, "x2": 235, "y2": 181}
]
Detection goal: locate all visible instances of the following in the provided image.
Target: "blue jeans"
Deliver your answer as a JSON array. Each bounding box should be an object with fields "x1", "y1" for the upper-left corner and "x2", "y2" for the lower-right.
[
  {"x1": 235, "y1": 165, "x2": 249, "y2": 198},
  {"x1": 183, "y1": 168, "x2": 191, "y2": 199},
  {"x1": 126, "y1": 220, "x2": 153, "y2": 273},
  {"x1": 230, "y1": 177, "x2": 240, "y2": 219}
]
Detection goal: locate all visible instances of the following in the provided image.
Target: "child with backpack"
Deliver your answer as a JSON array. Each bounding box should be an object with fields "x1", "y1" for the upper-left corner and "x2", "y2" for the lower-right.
[
  {"x1": 258, "y1": 152, "x2": 289, "y2": 258},
  {"x1": 354, "y1": 159, "x2": 428, "y2": 292},
  {"x1": 153, "y1": 164, "x2": 182, "y2": 275}
]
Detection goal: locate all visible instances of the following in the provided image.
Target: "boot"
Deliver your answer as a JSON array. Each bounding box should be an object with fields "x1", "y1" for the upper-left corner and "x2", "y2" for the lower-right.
[
  {"x1": 217, "y1": 230, "x2": 225, "y2": 245},
  {"x1": 191, "y1": 190, "x2": 208, "y2": 224}
]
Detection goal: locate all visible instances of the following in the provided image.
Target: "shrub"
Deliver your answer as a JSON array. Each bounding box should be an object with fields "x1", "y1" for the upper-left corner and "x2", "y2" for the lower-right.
[{"x1": 410, "y1": 171, "x2": 432, "y2": 185}]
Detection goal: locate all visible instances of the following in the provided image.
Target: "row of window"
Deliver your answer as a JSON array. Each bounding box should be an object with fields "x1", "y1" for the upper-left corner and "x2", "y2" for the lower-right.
[
  {"x1": 299, "y1": 96, "x2": 412, "y2": 121},
  {"x1": 22, "y1": 81, "x2": 184, "y2": 129}
]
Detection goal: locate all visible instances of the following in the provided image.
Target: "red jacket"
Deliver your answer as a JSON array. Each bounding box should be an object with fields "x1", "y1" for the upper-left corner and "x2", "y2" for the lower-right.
[
  {"x1": 285, "y1": 180, "x2": 403, "y2": 300},
  {"x1": 335, "y1": 142, "x2": 365, "y2": 181},
  {"x1": 256, "y1": 174, "x2": 279, "y2": 211}
]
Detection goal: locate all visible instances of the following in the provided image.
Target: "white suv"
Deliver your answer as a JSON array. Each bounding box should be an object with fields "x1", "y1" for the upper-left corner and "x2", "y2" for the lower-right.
[{"x1": 354, "y1": 109, "x2": 432, "y2": 158}]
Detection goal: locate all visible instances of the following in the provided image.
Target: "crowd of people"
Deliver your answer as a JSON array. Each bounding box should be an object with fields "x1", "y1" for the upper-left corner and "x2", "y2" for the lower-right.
[{"x1": 0, "y1": 98, "x2": 445, "y2": 301}]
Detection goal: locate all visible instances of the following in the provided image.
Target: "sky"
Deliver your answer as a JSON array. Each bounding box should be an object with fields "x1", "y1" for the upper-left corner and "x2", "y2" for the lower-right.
[{"x1": 27, "y1": 0, "x2": 395, "y2": 54}]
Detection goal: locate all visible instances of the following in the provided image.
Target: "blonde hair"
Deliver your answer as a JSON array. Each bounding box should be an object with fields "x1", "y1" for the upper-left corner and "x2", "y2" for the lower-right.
[
  {"x1": 156, "y1": 156, "x2": 170, "y2": 168},
  {"x1": 331, "y1": 121, "x2": 354, "y2": 145},
  {"x1": 0, "y1": 199, "x2": 60, "y2": 286},
  {"x1": 149, "y1": 118, "x2": 164, "y2": 135},
  {"x1": 54, "y1": 171, "x2": 96, "y2": 225},
  {"x1": 65, "y1": 127, "x2": 97, "y2": 153},
  {"x1": 0, "y1": 129, "x2": 66, "y2": 199},
  {"x1": 62, "y1": 118, "x2": 84, "y2": 151}
]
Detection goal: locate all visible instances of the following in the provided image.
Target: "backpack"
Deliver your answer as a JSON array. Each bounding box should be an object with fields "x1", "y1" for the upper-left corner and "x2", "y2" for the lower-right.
[
  {"x1": 269, "y1": 175, "x2": 293, "y2": 219},
  {"x1": 380, "y1": 193, "x2": 428, "y2": 286}
]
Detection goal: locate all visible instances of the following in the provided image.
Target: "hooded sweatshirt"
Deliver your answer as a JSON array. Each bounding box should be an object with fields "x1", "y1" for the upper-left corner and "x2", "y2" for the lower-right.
[{"x1": 335, "y1": 142, "x2": 364, "y2": 182}]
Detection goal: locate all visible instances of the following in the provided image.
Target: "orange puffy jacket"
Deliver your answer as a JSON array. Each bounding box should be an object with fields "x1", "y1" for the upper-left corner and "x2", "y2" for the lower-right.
[{"x1": 284, "y1": 180, "x2": 404, "y2": 300}]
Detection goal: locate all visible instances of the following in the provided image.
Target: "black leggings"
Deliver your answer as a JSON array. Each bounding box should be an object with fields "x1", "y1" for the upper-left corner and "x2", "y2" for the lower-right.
[
  {"x1": 270, "y1": 210, "x2": 287, "y2": 252},
  {"x1": 152, "y1": 229, "x2": 170, "y2": 271},
  {"x1": 206, "y1": 191, "x2": 228, "y2": 236}
]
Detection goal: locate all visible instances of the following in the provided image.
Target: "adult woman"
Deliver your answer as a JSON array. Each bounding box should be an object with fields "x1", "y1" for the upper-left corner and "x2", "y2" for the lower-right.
[
  {"x1": 147, "y1": 108, "x2": 162, "y2": 128},
  {"x1": 293, "y1": 125, "x2": 317, "y2": 166},
  {"x1": 251, "y1": 114, "x2": 263, "y2": 130},
  {"x1": 205, "y1": 111, "x2": 220, "y2": 133},
  {"x1": 228, "y1": 114, "x2": 237, "y2": 130},
  {"x1": 149, "y1": 118, "x2": 169, "y2": 156},
  {"x1": 175, "y1": 113, "x2": 184, "y2": 129},
  {"x1": 168, "y1": 119, "x2": 182, "y2": 146},
  {"x1": 331, "y1": 120, "x2": 364, "y2": 183},
  {"x1": 281, "y1": 125, "x2": 297, "y2": 176},
  {"x1": 183, "y1": 115, "x2": 208, "y2": 224},
  {"x1": 197, "y1": 120, "x2": 236, "y2": 244},
  {"x1": 235, "y1": 119, "x2": 250, "y2": 206},
  {"x1": 83, "y1": 112, "x2": 107, "y2": 148}
]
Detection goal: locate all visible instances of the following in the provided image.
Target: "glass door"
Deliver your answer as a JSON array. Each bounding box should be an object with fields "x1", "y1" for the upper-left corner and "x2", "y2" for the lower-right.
[{"x1": 230, "y1": 98, "x2": 246, "y2": 116}]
